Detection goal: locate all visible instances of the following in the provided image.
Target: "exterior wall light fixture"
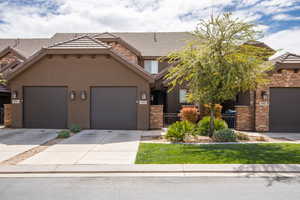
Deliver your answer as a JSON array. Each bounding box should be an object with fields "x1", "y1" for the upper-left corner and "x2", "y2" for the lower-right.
[
  {"x1": 70, "y1": 90, "x2": 76, "y2": 101},
  {"x1": 261, "y1": 91, "x2": 268, "y2": 100},
  {"x1": 80, "y1": 90, "x2": 87, "y2": 100},
  {"x1": 141, "y1": 92, "x2": 147, "y2": 100},
  {"x1": 12, "y1": 91, "x2": 18, "y2": 99}
]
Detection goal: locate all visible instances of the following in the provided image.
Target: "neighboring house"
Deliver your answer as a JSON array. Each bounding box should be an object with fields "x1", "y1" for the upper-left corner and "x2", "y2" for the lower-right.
[
  {"x1": 0, "y1": 32, "x2": 299, "y2": 132},
  {"x1": 236, "y1": 53, "x2": 300, "y2": 132}
]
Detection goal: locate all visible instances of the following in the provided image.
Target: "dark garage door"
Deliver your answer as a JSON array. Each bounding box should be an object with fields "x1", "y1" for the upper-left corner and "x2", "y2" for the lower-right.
[
  {"x1": 269, "y1": 88, "x2": 300, "y2": 132},
  {"x1": 23, "y1": 87, "x2": 68, "y2": 129},
  {"x1": 91, "y1": 87, "x2": 137, "y2": 130}
]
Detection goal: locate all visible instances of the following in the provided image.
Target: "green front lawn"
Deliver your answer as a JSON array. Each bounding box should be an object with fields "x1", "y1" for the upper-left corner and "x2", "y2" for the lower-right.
[{"x1": 135, "y1": 143, "x2": 300, "y2": 164}]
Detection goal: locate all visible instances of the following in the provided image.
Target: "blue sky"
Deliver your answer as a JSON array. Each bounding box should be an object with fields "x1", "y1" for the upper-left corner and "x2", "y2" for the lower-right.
[{"x1": 0, "y1": 0, "x2": 300, "y2": 54}]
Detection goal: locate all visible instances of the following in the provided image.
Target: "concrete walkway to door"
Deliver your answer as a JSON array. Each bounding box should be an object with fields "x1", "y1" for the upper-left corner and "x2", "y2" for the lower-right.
[{"x1": 20, "y1": 130, "x2": 142, "y2": 165}]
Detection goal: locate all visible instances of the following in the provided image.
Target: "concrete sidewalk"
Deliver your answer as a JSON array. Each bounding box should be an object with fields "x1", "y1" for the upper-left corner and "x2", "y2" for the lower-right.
[{"x1": 0, "y1": 164, "x2": 300, "y2": 174}]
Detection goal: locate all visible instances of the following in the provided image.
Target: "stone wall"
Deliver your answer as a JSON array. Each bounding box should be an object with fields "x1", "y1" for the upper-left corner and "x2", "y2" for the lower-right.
[
  {"x1": 255, "y1": 69, "x2": 300, "y2": 131},
  {"x1": 235, "y1": 106, "x2": 252, "y2": 131},
  {"x1": 105, "y1": 41, "x2": 138, "y2": 64},
  {"x1": 150, "y1": 105, "x2": 163, "y2": 129},
  {"x1": 4, "y1": 104, "x2": 12, "y2": 127}
]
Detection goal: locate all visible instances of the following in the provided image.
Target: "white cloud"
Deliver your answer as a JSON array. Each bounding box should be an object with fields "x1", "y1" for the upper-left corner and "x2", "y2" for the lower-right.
[
  {"x1": 262, "y1": 28, "x2": 300, "y2": 54},
  {"x1": 272, "y1": 14, "x2": 300, "y2": 21},
  {"x1": 0, "y1": 0, "x2": 299, "y2": 58},
  {"x1": 0, "y1": 0, "x2": 233, "y2": 38}
]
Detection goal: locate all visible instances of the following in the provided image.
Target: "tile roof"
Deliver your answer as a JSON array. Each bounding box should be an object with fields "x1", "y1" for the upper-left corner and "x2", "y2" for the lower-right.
[
  {"x1": 271, "y1": 52, "x2": 300, "y2": 64},
  {"x1": 0, "y1": 32, "x2": 193, "y2": 58},
  {"x1": 0, "y1": 32, "x2": 277, "y2": 59},
  {"x1": 92, "y1": 32, "x2": 119, "y2": 39},
  {"x1": 0, "y1": 38, "x2": 51, "y2": 58},
  {"x1": 51, "y1": 32, "x2": 194, "y2": 57},
  {"x1": 47, "y1": 35, "x2": 110, "y2": 49}
]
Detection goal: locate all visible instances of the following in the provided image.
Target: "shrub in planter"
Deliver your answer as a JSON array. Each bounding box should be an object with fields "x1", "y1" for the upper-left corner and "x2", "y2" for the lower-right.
[
  {"x1": 70, "y1": 124, "x2": 81, "y2": 133},
  {"x1": 165, "y1": 121, "x2": 195, "y2": 142},
  {"x1": 179, "y1": 107, "x2": 199, "y2": 123},
  {"x1": 202, "y1": 104, "x2": 222, "y2": 119},
  {"x1": 195, "y1": 116, "x2": 228, "y2": 136},
  {"x1": 57, "y1": 130, "x2": 70, "y2": 138},
  {"x1": 213, "y1": 129, "x2": 236, "y2": 142}
]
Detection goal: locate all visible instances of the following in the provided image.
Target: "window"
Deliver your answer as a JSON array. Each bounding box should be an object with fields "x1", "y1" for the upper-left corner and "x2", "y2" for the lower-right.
[
  {"x1": 144, "y1": 60, "x2": 158, "y2": 74},
  {"x1": 179, "y1": 89, "x2": 187, "y2": 103}
]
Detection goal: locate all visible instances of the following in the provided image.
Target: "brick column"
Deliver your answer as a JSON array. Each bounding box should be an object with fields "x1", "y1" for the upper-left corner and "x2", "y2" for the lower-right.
[
  {"x1": 235, "y1": 105, "x2": 252, "y2": 131},
  {"x1": 150, "y1": 105, "x2": 163, "y2": 129},
  {"x1": 4, "y1": 104, "x2": 12, "y2": 127}
]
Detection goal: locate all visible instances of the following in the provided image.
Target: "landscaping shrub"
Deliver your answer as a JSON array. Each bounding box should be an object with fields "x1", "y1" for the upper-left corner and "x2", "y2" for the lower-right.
[
  {"x1": 179, "y1": 107, "x2": 199, "y2": 123},
  {"x1": 195, "y1": 116, "x2": 228, "y2": 136},
  {"x1": 213, "y1": 129, "x2": 236, "y2": 142},
  {"x1": 202, "y1": 104, "x2": 222, "y2": 119},
  {"x1": 57, "y1": 130, "x2": 70, "y2": 138},
  {"x1": 165, "y1": 121, "x2": 195, "y2": 142},
  {"x1": 70, "y1": 124, "x2": 81, "y2": 133}
]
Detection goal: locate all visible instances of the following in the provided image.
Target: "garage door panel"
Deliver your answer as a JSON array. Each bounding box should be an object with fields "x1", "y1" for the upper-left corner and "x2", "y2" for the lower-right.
[
  {"x1": 24, "y1": 87, "x2": 68, "y2": 129},
  {"x1": 91, "y1": 87, "x2": 137, "y2": 130},
  {"x1": 269, "y1": 88, "x2": 300, "y2": 132}
]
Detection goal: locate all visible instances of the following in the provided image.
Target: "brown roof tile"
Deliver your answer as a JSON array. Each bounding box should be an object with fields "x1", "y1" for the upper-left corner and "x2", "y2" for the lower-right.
[{"x1": 47, "y1": 35, "x2": 110, "y2": 49}]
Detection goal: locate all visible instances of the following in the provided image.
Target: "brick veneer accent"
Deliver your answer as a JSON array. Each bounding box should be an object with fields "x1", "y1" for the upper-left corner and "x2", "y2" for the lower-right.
[
  {"x1": 255, "y1": 69, "x2": 300, "y2": 132},
  {"x1": 105, "y1": 41, "x2": 138, "y2": 64},
  {"x1": 4, "y1": 104, "x2": 12, "y2": 127},
  {"x1": 235, "y1": 106, "x2": 252, "y2": 131},
  {"x1": 150, "y1": 105, "x2": 163, "y2": 129}
]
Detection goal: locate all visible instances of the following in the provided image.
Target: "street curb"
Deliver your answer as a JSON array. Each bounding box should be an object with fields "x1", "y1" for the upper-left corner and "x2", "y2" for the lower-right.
[{"x1": 0, "y1": 164, "x2": 300, "y2": 174}]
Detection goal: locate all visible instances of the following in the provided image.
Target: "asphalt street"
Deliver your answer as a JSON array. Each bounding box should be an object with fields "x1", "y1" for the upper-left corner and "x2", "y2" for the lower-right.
[{"x1": 0, "y1": 175, "x2": 299, "y2": 200}]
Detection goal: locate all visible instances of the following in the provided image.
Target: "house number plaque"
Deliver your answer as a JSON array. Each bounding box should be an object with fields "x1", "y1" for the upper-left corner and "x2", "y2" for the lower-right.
[
  {"x1": 12, "y1": 99, "x2": 21, "y2": 104},
  {"x1": 139, "y1": 100, "x2": 147, "y2": 105},
  {"x1": 259, "y1": 102, "x2": 268, "y2": 106}
]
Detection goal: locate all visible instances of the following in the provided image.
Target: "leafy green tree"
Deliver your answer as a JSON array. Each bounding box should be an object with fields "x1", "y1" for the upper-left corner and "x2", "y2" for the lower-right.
[{"x1": 165, "y1": 13, "x2": 274, "y2": 137}]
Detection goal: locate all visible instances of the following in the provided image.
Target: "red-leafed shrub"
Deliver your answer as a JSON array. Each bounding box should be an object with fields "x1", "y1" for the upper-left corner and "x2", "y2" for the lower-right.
[{"x1": 179, "y1": 107, "x2": 199, "y2": 123}]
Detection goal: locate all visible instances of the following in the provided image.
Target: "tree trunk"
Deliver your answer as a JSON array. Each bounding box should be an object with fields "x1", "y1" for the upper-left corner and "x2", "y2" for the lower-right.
[{"x1": 209, "y1": 103, "x2": 215, "y2": 138}]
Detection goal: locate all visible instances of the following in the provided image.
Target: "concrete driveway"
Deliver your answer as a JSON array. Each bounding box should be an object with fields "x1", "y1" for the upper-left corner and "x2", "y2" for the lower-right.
[
  {"x1": 265, "y1": 132, "x2": 300, "y2": 142},
  {"x1": 21, "y1": 130, "x2": 141, "y2": 165},
  {"x1": 0, "y1": 129, "x2": 58, "y2": 163}
]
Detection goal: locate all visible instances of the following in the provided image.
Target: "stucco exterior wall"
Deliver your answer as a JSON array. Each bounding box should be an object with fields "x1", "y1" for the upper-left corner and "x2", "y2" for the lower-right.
[{"x1": 8, "y1": 54, "x2": 150, "y2": 130}]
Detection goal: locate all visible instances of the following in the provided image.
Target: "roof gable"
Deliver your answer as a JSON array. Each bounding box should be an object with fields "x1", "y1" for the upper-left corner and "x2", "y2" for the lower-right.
[
  {"x1": 6, "y1": 44, "x2": 154, "y2": 83},
  {"x1": 0, "y1": 46, "x2": 26, "y2": 61},
  {"x1": 47, "y1": 35, "x2": 110, "y2": 49},
  {"x1": 271, "y1": 52, "x2": 300, "y2": 64}
]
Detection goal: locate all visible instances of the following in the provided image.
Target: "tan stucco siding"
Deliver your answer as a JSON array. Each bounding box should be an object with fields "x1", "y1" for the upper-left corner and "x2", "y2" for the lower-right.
[{"x1": 9, "y1": 54, "x2": 150, "y2": 130}]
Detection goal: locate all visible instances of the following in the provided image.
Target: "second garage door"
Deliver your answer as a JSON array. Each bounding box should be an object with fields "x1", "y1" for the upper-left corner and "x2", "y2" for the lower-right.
[
  {"x1": 91, "y1": 87, "x2": 137, "y2": 130},
  {"x1": 269, "y1": 88, "x2": 300, "y2": 132},
  {"x1": 23, "y1": 87, "x2": 68, "y2": 129}
]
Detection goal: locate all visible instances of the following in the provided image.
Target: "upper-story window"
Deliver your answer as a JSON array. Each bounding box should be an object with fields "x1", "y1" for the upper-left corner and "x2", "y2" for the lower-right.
[{"x1": 144, "y1": 60, "x2": 158, "y2": 74}]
